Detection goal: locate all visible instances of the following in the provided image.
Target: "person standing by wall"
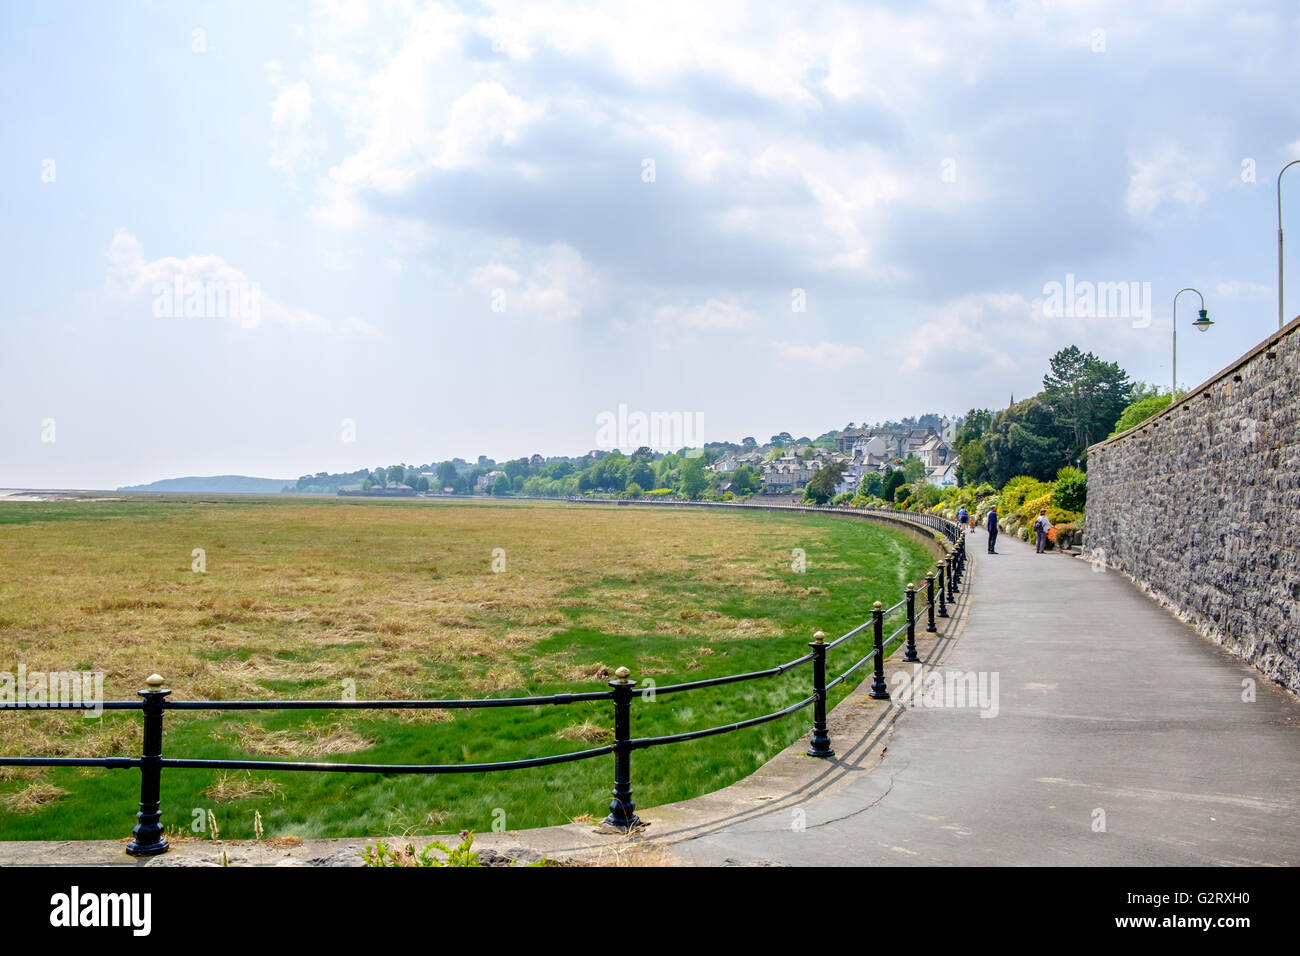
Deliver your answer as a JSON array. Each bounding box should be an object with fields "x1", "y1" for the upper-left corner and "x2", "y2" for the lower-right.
[{"x1": 986, "y1": 506, "x2": 999, "y2": 553}]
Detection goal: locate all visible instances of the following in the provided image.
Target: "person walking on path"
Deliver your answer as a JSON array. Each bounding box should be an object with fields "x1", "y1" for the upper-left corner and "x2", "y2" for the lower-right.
[
  {"x1": 957, "y1": 505, "x2": 968, "y2": 527},
  {"x1": 986, "y1": 507, "x2": 999, "y2": 553},
  {"x1": 1034, "y1": 510, "x2": 1052, "y2": 554}
]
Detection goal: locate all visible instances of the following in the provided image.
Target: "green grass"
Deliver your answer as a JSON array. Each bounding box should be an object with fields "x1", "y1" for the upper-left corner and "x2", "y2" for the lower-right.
[{"x1": 0, "y1": 497, "x2": 936, "y2": 841}]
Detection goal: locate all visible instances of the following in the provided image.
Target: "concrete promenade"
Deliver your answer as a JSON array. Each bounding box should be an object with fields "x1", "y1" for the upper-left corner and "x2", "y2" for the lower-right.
[{"x1": 670, "y1": 526, "x2": 1300, "y2": 865}]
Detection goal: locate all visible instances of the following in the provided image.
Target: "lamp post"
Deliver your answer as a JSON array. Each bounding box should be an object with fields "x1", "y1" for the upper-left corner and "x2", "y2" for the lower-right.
[
  {"x1": 1172, "y1": 288, "x2": 1212, "y2": 399},
  {"x1": 1278, "y1": 159, "x2": 1300, "y2": 331}
]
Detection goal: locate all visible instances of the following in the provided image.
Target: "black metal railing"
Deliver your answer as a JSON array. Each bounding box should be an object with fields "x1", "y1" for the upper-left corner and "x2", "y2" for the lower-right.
[{"x1": 0, "y1": 510, "x2": 967, "y2": 853}]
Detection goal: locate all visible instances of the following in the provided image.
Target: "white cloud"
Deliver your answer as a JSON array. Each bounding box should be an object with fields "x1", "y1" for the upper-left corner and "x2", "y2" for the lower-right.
[
  {"x1": 771, "y1": 339, "x2": 869, "y2": 368},
  {"x1": 1216, "y1": 279, "x2": 1270, "y2": 299},
  {"x1": 1126, "y1": 146, "x2": 1211, "y2": 218},
  {"x1": 468, "y1": 243, "x2": 597, "y2": 321},
  {"x1": 105, "y1": 229, "x2": 376, "y2": 335},
  {"x1": 267, "y1": 62, "x2": 323, "y2": 186},
  {"x1": 654, "y1": 298, "x2": 754, "y2": 329}
]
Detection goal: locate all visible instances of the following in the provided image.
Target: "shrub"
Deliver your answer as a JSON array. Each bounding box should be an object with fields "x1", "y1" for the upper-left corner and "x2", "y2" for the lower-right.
[
  {"x1": 625, "y1": 482, "x2": 644, "y2": 499},
  {"x1": 1053, "y1": 466, "x2": 1087, "y2": 513},
  {"x1": 1046, "y1": 507, "x2": 1081, "y2": 526},
  {"x1": 1048, "y1": 521, "x2": 1081, "y2": 549},
  {"x1": 1109, "y1": 393, "x2": 1174, "y2": 437},
  {"x1": 1018, "y1": 492, "x2": 1055, "y2": 524},
  {"x1": 1001, "y1": 476, "x2": 1053, "y2": 514}
]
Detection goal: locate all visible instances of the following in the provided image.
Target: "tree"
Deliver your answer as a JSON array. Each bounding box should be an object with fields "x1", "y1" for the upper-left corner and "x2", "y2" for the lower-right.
[
  {"x1": 728, "y1": 465, "x2": 761, "y2": 496},
  {"x1": 1109, "y1": 392, "x2": 1176, "y2": 437},
  {"x1": 436, "y1": 461, "x2": 458, "y2": 488},
  {"x1": 882, "y1": 469, "x2": 907, "y2": 502},
  {"x1": 803, "y1": 461, "x2": 846, "y2": 504},
  {"x1": 627, "y1": 459, "x2": 656, "y2": 490},
  {"x1": 415, "y1": 476, "x2": 430, "y2": 493},
  {"x1": 387, "y1": 464, "x2": 406, "y2": 486},
  {"x1": 678, "y1": 456, "x2": 708, "y2": 499},
  {"x1": 491, "y1": 474, "x2": 511, "y2": 495},
  {"x1": 901, "y1": 455, "x2": 925, "y2": 483},
  {"x1": 981, "y1": 396, "x2": 1073, "y2": 486},
  {"x1": 954, "y1": 408, "x2": 992, "y2": 451},
  {"x1": 955, "y1": 438, "x2": 986, "y2": 487},
  {"x1": 861, "y1": 472, "x2": 884, "y2": 498},
  {"x1": 1041, "y1": 346, "x2": 1133, "y2": 456}
]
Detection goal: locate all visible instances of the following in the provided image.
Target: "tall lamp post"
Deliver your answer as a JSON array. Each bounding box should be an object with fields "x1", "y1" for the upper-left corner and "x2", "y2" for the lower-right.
[
  {"x1": 1172, "y1": 288, "x2": 1212, "y2": 399},
  {"x1": 1279, "y1": 159, "x2": 1300, "y2": 331}
]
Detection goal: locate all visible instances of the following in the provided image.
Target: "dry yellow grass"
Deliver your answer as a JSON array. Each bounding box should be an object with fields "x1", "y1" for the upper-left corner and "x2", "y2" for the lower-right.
[
  {"x1": 4, "y1": 781, "x2": 70, "y2": 813},
  {"x1": 203, "y1": 772, "x2": 285, "y2": 802},
  {"x1": 556, "y1": 720, "x2": 614, "y2": 743},
  {"x1": 0, "y1": 498, "x2": 866, "y2": 757},
  {"x1": 229, "y1": 722, "x2": 373, "y2": 758}
]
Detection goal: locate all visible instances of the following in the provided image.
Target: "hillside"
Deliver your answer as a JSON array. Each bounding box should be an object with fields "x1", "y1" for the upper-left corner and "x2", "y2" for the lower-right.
[{"x1": 117, "y1": 475, "x2": 292, "y2": 494}]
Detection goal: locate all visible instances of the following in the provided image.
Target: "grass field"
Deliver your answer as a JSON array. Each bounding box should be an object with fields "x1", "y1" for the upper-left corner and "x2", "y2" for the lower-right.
[{"x1": 0, "y1": 497, "x2": 937, "y2": 842}]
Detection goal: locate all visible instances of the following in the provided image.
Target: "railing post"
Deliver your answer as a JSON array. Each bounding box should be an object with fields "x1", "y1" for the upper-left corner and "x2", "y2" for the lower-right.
[
  {"x1": 946, "y1": 554, "x2": 956, "y2": 600},
  {"x1": 125, "y1": 673, "x2": 170, "y2": 856},
  {"x1": 904, "y1": 584, "x2": 919, "y2": 662},
  {"x1": 807, "y1": 630, "x2": 834, "y2": 758},
  {"x1": 936, "y1": 563, "x2": 948, "y2": 618},
  {"x1": 603, "y1": 666, "x2": 642, "y2": 830},
  {"x1": 869, "y1": 601, "x2": 890, "y2": 700},
  {"x1": 949, "y1": 551, "x2": 960, "y2": 595},
  {"x1": 925, "y1": 572, "x2": 937, "y2": 633}
]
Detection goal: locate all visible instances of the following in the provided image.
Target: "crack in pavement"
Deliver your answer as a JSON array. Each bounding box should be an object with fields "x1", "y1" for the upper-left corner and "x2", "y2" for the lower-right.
[{"x1": 806, "y1": 773, "x2": 897, "y2": 829}]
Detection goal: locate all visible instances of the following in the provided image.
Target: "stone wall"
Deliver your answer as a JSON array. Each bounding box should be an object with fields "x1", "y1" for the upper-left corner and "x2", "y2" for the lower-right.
[{"x1": 1085, "y1": 315, "x2": 1300, "y2": 694}]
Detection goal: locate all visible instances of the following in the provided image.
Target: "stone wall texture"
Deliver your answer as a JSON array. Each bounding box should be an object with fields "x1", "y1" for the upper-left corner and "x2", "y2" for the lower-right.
[{"x1": 1085, "y1": 315, "x2": 1300, "y2": 695}]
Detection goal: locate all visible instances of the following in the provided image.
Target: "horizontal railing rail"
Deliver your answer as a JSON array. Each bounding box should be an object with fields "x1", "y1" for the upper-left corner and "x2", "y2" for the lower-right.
[{"x1": 0, "y1": 507, "x2": 967, "y2": 853}]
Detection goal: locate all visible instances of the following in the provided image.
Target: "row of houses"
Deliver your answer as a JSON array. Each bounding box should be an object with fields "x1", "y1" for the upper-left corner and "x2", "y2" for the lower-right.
[{"x1": 713, "y1": 422, "x2": 960, "y2": 495}]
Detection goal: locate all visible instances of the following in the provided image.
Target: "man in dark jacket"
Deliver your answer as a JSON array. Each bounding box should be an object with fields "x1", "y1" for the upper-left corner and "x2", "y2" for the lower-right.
[{"x1": 986, "y1": 507, "x2": 999, "y2": 553}]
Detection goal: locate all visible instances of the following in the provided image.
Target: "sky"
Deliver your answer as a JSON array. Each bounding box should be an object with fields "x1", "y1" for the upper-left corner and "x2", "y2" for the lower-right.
[{"x1": 2, "y1": 0, "x2": 1298, "y2": 489}]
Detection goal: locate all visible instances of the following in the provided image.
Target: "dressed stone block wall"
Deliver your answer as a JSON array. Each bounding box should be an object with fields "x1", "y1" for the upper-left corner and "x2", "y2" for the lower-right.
[{"x1": 1085, "y1": 315, "x2": 1300, "y2": 694}]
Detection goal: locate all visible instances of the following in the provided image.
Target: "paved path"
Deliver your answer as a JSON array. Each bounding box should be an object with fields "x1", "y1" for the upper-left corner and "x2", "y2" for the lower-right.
[{"x1": 672, "y1": 527, "x2": 1300, "y2": 865}]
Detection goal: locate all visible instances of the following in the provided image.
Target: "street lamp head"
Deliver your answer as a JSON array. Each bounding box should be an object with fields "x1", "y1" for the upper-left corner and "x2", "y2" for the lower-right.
[{"x1": 1193, "y1": 308, "x2": 1213, "y2": 332}]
